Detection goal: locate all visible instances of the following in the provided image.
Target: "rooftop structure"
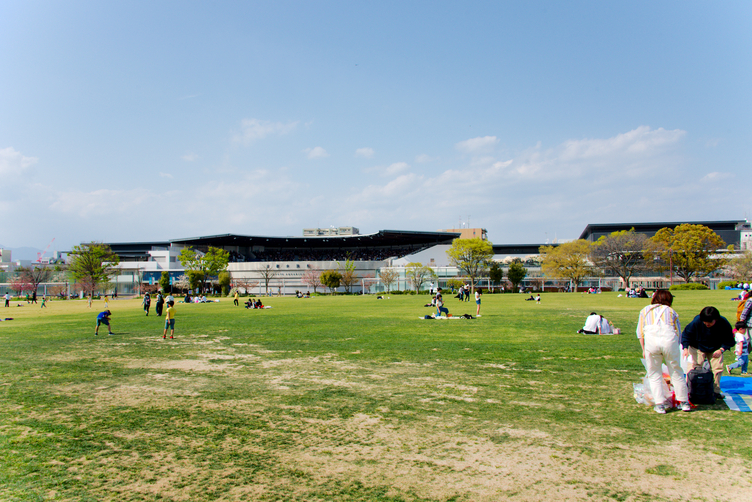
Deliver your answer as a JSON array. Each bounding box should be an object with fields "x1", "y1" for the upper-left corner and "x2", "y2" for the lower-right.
[
  {"x1": 303, "y1": 227, "x2": 359, "y2": 237},
  {"x1": 579, "y1": 220, "x2": 749, "y2": 248}
]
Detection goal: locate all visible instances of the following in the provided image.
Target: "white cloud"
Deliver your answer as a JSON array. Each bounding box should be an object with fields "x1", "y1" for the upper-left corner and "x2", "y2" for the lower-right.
[
  {"x1": 455, "y1": 136, "x2": 499, "y2": 154},
  {"x1": 355, "y1": 147, "x2": 375, "y2": 158},
  {"x1": 0, "y1": 147, "x2": 38, "y2": 175},
  {"x1": 701, "y1": 172, "x2": 733, "y2": 182},
  {"x1": 305, "y1": 146, "x2": 329, "y2": 159},
  {"x1": 559, "y1": 126, "x2": 685, "y2": 161},
  {"x1": 181, "y1": 153, "x2": 198, "y2": 161},
  {"x1": 385, "y1": 162, "x2": 409, "y2": 175},
  {"x1": 160, "y1": 172, "x2": 174, "y2": 178},
  {"x1": 233, "y1": 118, "x2": 299, "y2": 144}
]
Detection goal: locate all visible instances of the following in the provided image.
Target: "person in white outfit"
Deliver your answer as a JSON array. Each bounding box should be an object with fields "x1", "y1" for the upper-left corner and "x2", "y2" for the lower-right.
[{"x1": 636, "y1": 289, "x2": 691, "y2": 414}]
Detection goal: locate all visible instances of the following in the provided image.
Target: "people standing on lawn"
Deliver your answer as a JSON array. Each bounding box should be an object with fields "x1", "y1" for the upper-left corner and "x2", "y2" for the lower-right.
[
  {"x1": 475, "y1": 289, "x2": 481, "y2": 316},
  {"x1": 155, "y1": 291, "x2": 165, "y2": 316},
  {"x1": 726, "y1": 321, "x2": 749, "y2": 375},
  {"x1": 95, "y1": 310, "x2": 114, "y2": 336},
  {"x1": 88, "y1": 294, "x2": 93, "y2": 308},
  {"x1": 104, "y1": 295, "x2": 109, "y2": 309},
  {"x1": 4, "y1": 292, "x2": 9, "y2": 307},
  {"x1": 40, "y1": 295, "x2": 47, "y2": 308},
  {"x1": 636, "y1": 289, "x2": 691, "y2": 414},
  {"x1": 234, "y1": 290, "x2": 239, "y2": 306},
  {"x1": 142, "y1": 292, "x2": 151, "y2": 316},
  {"x1": 163, "y1": 301, "x2": 176, "y2": 339},
  {"x1": 681, "y1": 306, "x2": 735, "y2": 399},
  {"x1": 31, "y1": 291, "x2": 37, "y2": 304}
]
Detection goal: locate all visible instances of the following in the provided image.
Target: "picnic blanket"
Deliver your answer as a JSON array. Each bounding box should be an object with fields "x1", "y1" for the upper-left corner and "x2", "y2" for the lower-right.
[{"x1": 721, "y1": 376, "x2": 752, "y2": 412}]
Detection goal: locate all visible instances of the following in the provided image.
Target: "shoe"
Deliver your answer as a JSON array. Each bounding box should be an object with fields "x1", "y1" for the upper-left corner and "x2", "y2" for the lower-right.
[
  {"x1": 108, "y1": 332, "x2": 114, "y2": 335},
  {"x1": 714, "y1": 392, "x2": 726, "y2": 400},
  {"x1": 170, "y1": 336, "x2": 173, "y2": 339},
  {"x1": 726, "y1": 364, "x2": 732, "y2": 374},
  {"x1": 680, "y1": 401, "x2": 692, "y2": 412},
  {"x1": 742, "y1": 372, "x2": 748, "y2": 375},
  {"x1": 95, "y1": 332, "x2": 98, "y2": 336},
  {"x1": 653, "y1": 404, "x2": 666, "y2": 414},
  {"x1": 163, "y1": 335, "x2": 166, "y2": 339}
]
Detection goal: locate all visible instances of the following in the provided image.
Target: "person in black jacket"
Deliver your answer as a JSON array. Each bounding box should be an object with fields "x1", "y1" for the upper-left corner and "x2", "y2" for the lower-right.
[{"x1": 681, "y1": 306, "x2": 735, "y2": 397}]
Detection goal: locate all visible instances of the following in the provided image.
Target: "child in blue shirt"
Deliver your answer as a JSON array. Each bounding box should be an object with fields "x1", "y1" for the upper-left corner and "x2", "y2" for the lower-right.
[{"x1": 95, "y1": 310, "x2": 114, "y2": 336}]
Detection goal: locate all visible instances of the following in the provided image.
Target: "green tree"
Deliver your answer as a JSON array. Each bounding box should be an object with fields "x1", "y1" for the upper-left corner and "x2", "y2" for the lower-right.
[
  {"x1": 446, "y1": 278, "x2": 464, "y2": 293},
  {"x1": 506, "y1": 259, "x2": 527, "y2": 292},
  {"x1": 218, "y1": 271, "x2": 231, "y2": 296},
  {"x1": 159, "y1": 271, "x2": 171, "y2": 293},
  {"x1": 446, "y1": 238, "x2": 494, "y2": 292},
  {"x1": 67, "y1": 242, "x2": 120, "y2": 296},
  {"x1": 404, "y1": 262, "x2": 436, "y2": 293},
  {"x1": 648, "y1": 224, "x2": 728, "y2": 283},
  {"x1": 338, "y1": 259, "x2": 358, "y2": 294},
  {"x1": 589, "y1": 229, "x2": 650, "y2": 289},
  {"x1": 539, "y1": 240, "x2": 593, "y2": 291},
  {"x1": 178, "y1": 246, "x2": 230, "y2": 293},
  {"x1": 489, "y1": 261, "x2": 503, "y2": 286},
  {"x1": 320, "y1": 270, "x2": 342, "y2": 294}
]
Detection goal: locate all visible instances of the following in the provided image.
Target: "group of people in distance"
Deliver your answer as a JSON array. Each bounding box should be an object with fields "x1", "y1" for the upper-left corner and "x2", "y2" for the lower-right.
[
  {"x1": 429, "y1": 287, "x2": 482, "y2": 317},
  {"x1": 636, "y1": 289, "x2": 749, "y2": 414},
  {"x1": 244, "y1": 298, "x2": 265, "y2": 309},
  {"x1": 97, "y1": 291, "x2": 176, "y2": 339}
]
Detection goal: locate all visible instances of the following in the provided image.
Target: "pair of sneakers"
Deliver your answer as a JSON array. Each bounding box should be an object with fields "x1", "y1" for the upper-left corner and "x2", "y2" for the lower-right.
[{"x1": 654, "y1": 402, "x2": 692, "y2": 414}]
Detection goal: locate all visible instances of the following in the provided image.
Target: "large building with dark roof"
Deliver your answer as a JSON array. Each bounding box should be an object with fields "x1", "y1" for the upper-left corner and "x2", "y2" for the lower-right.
[{"x1": 103, "y1": 219, "x2": 750, "y2": 295}]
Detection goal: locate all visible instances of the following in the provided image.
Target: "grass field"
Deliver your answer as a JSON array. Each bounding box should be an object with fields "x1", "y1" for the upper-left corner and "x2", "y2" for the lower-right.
[{"x1": 1, "y1": 290, "x2": 751, "y2": 501}]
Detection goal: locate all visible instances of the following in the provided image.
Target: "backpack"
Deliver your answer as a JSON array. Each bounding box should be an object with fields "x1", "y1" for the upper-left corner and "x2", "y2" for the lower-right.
[
  {"x1": 687, "y1": 366, "x2": 716, "y2": 405},
  {"x1": 737, "y1": 300, "x2": 746, "y2": 322}
]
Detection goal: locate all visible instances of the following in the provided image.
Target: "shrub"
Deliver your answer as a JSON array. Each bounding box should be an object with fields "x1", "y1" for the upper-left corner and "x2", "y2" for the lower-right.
[
  {"x1": 669, "y1": 283, "x2": 709, "y2": 291},
  {"x1": 717, "y1": 280, "x2": 741, "y2": 289}
]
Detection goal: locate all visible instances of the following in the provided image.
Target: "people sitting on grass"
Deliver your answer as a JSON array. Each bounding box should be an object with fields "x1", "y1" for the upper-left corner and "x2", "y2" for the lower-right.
[
  {"x1": 578, "y1": 312, "x2": 601, "y2": 334},
  {"x1": 244, "y1": 298, "x2": 265, "y2": 309},
  {"x1": 435, "y1": 289, "x2": 449, "y2": 317}
]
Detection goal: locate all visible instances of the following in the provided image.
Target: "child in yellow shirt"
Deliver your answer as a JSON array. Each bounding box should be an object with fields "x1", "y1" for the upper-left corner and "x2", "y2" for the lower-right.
[{"x1": 163, "y1": 301, "x2": 176, "y2": 339}]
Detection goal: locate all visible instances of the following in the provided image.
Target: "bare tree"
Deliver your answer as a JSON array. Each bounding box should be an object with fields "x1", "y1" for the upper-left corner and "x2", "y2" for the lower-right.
[
  {"x1": 258, "y1": 266, "x2": 279, "y2": 296},
  {"x1": 17, "y1": 265, "x2": 53, "y2": 295},
  {"x1": 233, "y1": 277, "x2": 260, "y2": 294},
  {"x1": 589, "y1": 229, "x2": 650, "y2": 289},
  {"x1": 378, "y1": 268, "x2": 399, "y2": 293},
  {"x1": 301, "y1": 269, "x2": 323, "y2": 294}
]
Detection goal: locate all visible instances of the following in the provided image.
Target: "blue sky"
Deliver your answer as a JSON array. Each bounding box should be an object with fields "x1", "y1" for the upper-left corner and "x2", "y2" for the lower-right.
[{"x1": 1, "y1": 1, "x2": 750, "y2": 253}]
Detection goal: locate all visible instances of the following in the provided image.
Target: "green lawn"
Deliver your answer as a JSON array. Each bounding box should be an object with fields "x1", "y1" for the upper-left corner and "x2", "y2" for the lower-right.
[{"x1": 1, "y1": 291, "x2": 750, "y2": 501}]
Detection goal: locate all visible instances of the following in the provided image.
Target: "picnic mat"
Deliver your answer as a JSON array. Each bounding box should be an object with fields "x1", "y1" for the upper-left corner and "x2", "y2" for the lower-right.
[{"x1": 720, "y1": 376, "x2": 752, "y2": 412}]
